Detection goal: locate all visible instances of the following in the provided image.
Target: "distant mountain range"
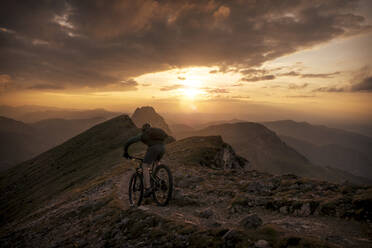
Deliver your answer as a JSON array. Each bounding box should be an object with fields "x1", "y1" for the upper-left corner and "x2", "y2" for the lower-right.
[
  {"x1": 0, "y1": 105, "x2": 119, "y2": 123},
  {"x1": 0, "y1": 116, "x2": 107, "y2": 171},
  {"x1": 262, "y1": 120, "x2": 372, "y2": 180},
  {"x1": 182, "y1": 122, "x2": 370, "y2": 184}
]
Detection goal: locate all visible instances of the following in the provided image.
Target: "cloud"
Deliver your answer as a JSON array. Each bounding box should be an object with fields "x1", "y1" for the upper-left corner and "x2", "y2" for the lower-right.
[
  {"x1": 0, "y1": 74, "x2": 12, "y2": 93},
  {"x1": 118, "y1": 79, "x2": 138, "y2": 90},
  {"x1": 301, "y1": 72, "x2": 340, "y2": 78},
  {"x1": 141, "y1": 83, "x2": 151, "y2": 87},
  {"x1": 350, "y1": 76, "x2": 372, "y2": 92},
  {"x1": 242, "y1": 75, "x2": 276, "y2": 82},
  {"x1": 160, "y1": 84, "x2": 183, "y2": 91},
  {"x1": 288, "y1": 83, "x2": 308, "y2": 89},
  {"x1": 279, "y1": 71, "x2": 340, "y2": 78},
  {"x1": 206, "y1": 88, "x2": 230, "y2": 94},
  {"x1": 177, "y1": 76, "x2": 186, "y2": 80},
  {"x1": 313, "y1": 87, "x2": 345, "y2": 92},
  {"x1": 28, "y1": 84, "x2": 64, "y2": 90},
  {"x1": 0, "y1": 0, "x2": 370, "y2": 90},
  {"x1": 286, "y1": 95, "x2": 316, "y2": 98}
]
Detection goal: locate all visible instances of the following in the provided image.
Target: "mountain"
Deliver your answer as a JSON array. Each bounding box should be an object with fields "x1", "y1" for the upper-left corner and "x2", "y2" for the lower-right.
[
  {"x1": 0, "y1": 115, "x2": 139, "y2": 224},
  {"x1": 0, "y1": 116, "x2": 49, "y2": 171},
  {"x1": 195, "y1": 118, "x2": 246, "y2": 129},
  {"x1": 262, "y1": 120, "x2": 372, "y2": 158},
  {"x1": 131, "y1": 106, "x2": 172, "y2": 135},
  {"x1": 170, "y1": 124, "x2": 195, "y2": 139},
  {"x1": 263, "y1": 120, "x2": 372, "y2": 179},
  {"x1": 281, "y1": 135, "x2": 372, "y2": 179},
  {"x1": 0, "y1": 105, "x2": 120, "y2": 123},
  {"x1": 30, "y1": 117, "x2": 106, "y2": 148},
  {"x1": 0, "y1": 116, "x2": 108, "y2": 171},
  {"x1": 185, "y1": 122, "x2": 370, "y2": 184},
  {"x1": 1, "y1": 115, "x2": 371, "y2": 247}
]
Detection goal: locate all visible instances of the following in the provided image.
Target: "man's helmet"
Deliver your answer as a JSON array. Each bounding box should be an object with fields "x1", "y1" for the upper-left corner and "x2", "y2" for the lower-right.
[{"x1": 142, "y1": 123, "x2": 151, "y2": 131}]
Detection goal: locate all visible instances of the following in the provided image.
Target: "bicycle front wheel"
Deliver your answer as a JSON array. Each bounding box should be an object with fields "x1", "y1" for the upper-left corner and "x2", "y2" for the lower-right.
[
  {"x1": 152, "y1": 164, "x2": 173, "y2": 206},
  {"x1": 128, "y1": 172, "x2": 144, "y2": 207}
]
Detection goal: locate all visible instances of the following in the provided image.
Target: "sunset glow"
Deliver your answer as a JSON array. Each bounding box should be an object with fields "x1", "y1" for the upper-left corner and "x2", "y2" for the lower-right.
[{"x1": 0, "y1": 0, "x2": 371, "y2": 125}]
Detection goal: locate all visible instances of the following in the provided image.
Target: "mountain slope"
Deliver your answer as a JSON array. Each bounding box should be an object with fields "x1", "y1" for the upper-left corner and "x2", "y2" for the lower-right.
[
  {"x1": 263, "y1": 120, "x2": 372, "y2": 179},
  {"x1": 281, "y1": 135, "x2": 372, "y2": 179},
  {"x1": 263, "y1": 120, "x2": 372, "y2": 159},
  {"x1": 131, "y1": 106, "x2": 172, "y2": 134},
  {"x1": 0, "y1": 115, "x2": 139, "y2": 224},
  {"x1": 1, "y1": 121, "x2": 371, "y2": 248},
  {"x1": 31, "y1": 117, "x2": 106, "y2": 147},
  {"x1": 188, "y1": 122, "x2": 369, "y2": 184},
  {"x1": 0, "y1": 116, "x2": 49, "y2": 171},
  {"x1": 0, "y1": 116, "x2": 108, "y2": 171}
]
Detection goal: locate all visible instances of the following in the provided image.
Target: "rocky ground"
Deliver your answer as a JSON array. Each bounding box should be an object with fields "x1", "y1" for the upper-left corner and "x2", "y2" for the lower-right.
[{"x1": 1, "y1": 136, "x2": 371, "y2": 247}]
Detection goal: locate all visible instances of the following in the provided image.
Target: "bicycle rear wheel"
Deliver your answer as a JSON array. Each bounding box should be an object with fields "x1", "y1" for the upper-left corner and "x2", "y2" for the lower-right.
[
  {"x1": 152, "y1": 164, "x2": 173, "y2": 206},
  {"x1": 128, "y1": 172, "x2": 144, "y2": 206}
]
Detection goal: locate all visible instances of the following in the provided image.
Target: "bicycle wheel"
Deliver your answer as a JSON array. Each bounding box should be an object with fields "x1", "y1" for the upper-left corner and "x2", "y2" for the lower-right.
[
  {"x1": 128, "y1": 172, "x2": 144, "y2": 206},
  {"x1": 152, "y1": 164, "x2": 173, "y2": 206}
]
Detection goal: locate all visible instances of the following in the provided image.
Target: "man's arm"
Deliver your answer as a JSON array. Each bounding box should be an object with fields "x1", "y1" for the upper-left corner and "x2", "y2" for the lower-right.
[{"x1": 123, "y1": 133, "x2": 142, "y2": 157}]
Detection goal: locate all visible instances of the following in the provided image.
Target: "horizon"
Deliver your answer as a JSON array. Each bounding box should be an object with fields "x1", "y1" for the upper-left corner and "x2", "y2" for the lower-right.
[{"x1": 1, "y1": 0, "x2": 372, "y2": 126}]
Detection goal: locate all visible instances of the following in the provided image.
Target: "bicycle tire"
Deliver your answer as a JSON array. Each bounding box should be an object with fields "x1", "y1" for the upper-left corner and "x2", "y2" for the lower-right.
[
  {"x1": 152, "y1": 164, "x2": 173, "y2": 206},
  {"x1": 128, "y1": 172, "x2": 144, "y2": 206}
]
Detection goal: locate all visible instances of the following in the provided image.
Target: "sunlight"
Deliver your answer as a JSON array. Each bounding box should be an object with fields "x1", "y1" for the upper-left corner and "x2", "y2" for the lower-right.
[{"x1": 179, "y1": 88, "x2": 203, "y2": 100}]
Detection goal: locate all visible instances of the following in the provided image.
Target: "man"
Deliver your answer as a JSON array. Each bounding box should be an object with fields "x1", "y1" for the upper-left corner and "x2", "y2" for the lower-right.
[{"x1": 123, "y1": 123, "x2": 168, "y2": 197}]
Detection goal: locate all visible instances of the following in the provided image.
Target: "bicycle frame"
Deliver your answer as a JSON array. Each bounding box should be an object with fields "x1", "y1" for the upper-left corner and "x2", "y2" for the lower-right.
[{"x1": 131, "y1": 156, "x2": 159, "y2": 181}]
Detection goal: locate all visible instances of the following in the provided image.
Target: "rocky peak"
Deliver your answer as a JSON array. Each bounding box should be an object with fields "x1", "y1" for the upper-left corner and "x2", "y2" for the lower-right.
[
  {"x1": 166, "y1": 135, "x2": 248, "y2": 169},
  {"x1": 131, "y1": 106, "x2": 172, "y2": 135}
]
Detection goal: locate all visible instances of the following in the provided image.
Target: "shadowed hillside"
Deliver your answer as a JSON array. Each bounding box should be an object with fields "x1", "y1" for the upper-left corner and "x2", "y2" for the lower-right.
[
  {"x1": 263, "y1": 120, "x2": 372, "y2": 179},
  {"x1": 0, "y1": 116, "x2": 49, "y2": 171},
  {"x1": 180, "y1": 122, "x2": 371, "y2": 184},
  {"x1": 0, "y1": 115, "x2": 139, "y2": 224},
  {"x1": 1, "y1": 115, "x2": 371, "y2": 247},
  {"x1": 0, "y1": 116, "x2": 109, "y2": 171}
]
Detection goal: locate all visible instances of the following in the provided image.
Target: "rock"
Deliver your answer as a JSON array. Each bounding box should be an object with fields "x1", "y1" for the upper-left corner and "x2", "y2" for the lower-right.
[
  {"x1": 240, "y1": 214, "x2": 263, "y2": 229},
  {"x1": 279, "y1": 206, "x2": 288, "y2": 214},
  {"x1": 298, "y1": 203, "x2": 311, "y2": 216},
  {"x1": 198, "y1": 209, "x2": 214, "y2": 219},
  {"x1": 255, "y1": 239, "x2": 270, "y2": 248},
  {"x1": 222, "y1": 229, "x2": 244, "y2": 247}
]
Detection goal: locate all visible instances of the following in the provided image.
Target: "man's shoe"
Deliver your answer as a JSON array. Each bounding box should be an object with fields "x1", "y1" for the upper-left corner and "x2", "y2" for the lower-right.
[{"x1": 144, "y1": 187, "x2": 154, "y2": 198}]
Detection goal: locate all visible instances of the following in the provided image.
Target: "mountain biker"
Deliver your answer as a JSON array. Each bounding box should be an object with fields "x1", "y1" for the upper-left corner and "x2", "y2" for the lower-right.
[{"x1": 123, "y1": 123, "x2": 168, "y2": 197}]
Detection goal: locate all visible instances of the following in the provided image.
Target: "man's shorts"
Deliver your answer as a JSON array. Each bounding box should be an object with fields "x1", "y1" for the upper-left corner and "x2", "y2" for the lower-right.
[{"x1": 143, "y1": 144, "x2": 165, "y2": 164}]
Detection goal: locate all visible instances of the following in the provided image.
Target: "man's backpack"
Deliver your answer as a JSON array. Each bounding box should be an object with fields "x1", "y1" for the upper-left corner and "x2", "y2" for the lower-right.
[{"x1": 141, "y1": 127, "x2": 168, "y2": 145}]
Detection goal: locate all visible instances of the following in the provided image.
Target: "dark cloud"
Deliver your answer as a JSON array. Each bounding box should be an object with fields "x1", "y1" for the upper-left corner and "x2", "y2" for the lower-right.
[
  {"x1": 280, "y1": 71, "x2": 301, "y2": 76},
  {"x1": 0, "y1": 0, "x2": 370, "y2": 90},
  {"x1": 242, "y1": 75, "x2": 276, "y2": 82},
  {"x1": 177, "y1": 76, "x2": 186, "y2": 80},
  {"x1": 301, "y1": 72, "x2": 340, "y2": 78},
  {"x1": 350, "y1": 76, "x2": 372, "y2": 92},
  {"x1": 118, "y1": 79, "x2": 138, "y2": 91},
  {"x1": 160, "y1": 84, "x2": 183, "y2": 91},
  {"x1": 279, "y1": 71, "x2": 340, "y2": 78}
]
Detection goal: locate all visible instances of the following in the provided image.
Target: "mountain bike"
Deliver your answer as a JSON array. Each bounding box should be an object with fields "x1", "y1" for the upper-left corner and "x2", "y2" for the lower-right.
[{"x1": 128, "y1": 156, "x2": 173, "y2": 207}]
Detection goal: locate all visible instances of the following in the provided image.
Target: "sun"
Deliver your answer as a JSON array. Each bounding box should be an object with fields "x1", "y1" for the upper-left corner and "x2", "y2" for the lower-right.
[{"x1": 179, "y1": 88, "x2": 203, "y2": 100}]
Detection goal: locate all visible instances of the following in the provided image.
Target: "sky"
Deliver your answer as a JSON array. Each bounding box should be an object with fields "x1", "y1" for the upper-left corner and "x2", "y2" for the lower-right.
[{"x1": 0, "y1": 0, "x2": 372, "y2": 125}]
